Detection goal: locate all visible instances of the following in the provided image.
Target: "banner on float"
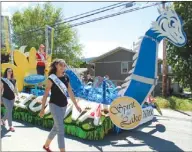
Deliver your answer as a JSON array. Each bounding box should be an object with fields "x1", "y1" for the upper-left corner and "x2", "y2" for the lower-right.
[
  {"x1": 1, "y1": 16, "x2": 11, "y2": 53},
  {"x1": 109, "y1": 96, "x2": 143, "y2": 130},
  {"x1": 45, "y1": 25, "x2": 54, "y2": 56}
]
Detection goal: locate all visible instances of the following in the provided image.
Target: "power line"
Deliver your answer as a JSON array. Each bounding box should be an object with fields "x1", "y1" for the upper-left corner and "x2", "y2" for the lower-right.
[
  {"x1": 57, "y1": 2, "x2": 164, "y2": 30},
  {"x1": 12, "y1": 2, "x2": 167, "y2": 39},
  {"x1": 52, "y1": 2, "x2": 134, "y2": 26},
  {"x1": 53, "y1": 2, "x2": 164, "y2": 43},
  {"x1": 64, "y1": 2, "x2": 125, "y2": 21},
  {"x1": 13, "y1": 2, "x2": 132, "y2": 36}
]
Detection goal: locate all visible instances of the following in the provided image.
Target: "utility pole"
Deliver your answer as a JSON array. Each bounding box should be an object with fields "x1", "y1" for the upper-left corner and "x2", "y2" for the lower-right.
[{"x1": 162, "y1": 2, "x2": 168, "y2": 97}]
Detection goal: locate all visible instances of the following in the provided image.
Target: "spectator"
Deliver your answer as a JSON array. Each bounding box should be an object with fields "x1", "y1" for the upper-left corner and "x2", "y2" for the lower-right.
[{"x1": 87, "y1": 74, "x2": 93, "y2": 85}]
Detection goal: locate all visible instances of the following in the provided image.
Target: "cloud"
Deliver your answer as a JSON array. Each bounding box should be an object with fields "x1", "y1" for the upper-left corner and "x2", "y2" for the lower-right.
[
  {"x1": 81, "y1": 41, "x2": 130, "y2": 58},
  {"x1": 19, "y1": 2, "x2": 30, "y2": 11},
  {"x1": 2, "y1": 2, "x2": 29, "y2": 17},
  {"x1": 2, "y1": 2, "x2": 16, "y2": 17},
  {"x1": 1, "y1": 2, "x2": 47, "y2": 18},
  {"x1": 2, "y1": 2, "x2": 17, "y2": 12}
]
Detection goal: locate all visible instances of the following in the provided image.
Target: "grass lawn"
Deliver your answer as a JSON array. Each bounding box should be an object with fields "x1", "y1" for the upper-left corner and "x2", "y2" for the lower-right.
[
  {"x1": 155, "y1": 96, "x2": 192, "y2": 111},
  {"x1": 184, "y1": 88, "x2": 191, "y2": 92}
]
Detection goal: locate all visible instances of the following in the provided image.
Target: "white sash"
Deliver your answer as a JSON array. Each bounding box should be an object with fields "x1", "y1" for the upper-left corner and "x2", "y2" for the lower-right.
[
  {"x1": 49, "y1": 74, "x2": 68, "y2": 97},
  {"x1": 1, "y1": 78, "x2": 15, "y2": 93}
]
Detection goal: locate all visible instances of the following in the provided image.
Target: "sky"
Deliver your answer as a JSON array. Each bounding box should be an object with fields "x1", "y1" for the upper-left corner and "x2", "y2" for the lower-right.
[{"x1": 2, "y1": 1, "x2": 163, "y2": 59}]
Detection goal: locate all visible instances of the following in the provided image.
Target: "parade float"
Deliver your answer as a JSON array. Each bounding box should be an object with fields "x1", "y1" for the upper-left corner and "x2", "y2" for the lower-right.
[{"x1": 1, "y1": 6, "x2": 187, "y2": 140}]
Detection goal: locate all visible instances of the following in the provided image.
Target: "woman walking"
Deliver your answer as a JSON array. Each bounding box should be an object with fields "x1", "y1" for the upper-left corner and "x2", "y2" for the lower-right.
[
  {"x1": 39, "y1": 59, "x2": 81, "y2": 152},
  {"x1": 1, "y1": 68, "x2": 19, "y2": 132}
]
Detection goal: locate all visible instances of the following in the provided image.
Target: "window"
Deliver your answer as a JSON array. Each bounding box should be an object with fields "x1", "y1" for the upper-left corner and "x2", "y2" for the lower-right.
[
  {"x1": 121, "y1": 62, "x2": 129, "y2": 74},
  {"x1": 160, "y1": 64, "x2": 172, "y2": 74}
]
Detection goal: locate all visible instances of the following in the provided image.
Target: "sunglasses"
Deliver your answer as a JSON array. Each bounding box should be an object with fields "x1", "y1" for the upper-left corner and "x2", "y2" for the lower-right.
[
  {"x1": 58, "y1": 63, "x2": 66, "y2": 67},
  {"x1": 56, "y1": 61, "x2": 66, "y2": 66}
]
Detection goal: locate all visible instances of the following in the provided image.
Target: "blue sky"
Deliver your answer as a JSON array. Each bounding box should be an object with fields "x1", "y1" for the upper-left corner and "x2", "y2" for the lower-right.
[{"x1": 2, "y1": 1, "x2": 163, "y2": 58}]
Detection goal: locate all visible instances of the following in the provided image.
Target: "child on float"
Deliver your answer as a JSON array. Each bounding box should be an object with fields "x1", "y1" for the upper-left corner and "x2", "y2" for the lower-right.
[{"x1": 146, "y1": 94, "x2": 162, "y2": 115}]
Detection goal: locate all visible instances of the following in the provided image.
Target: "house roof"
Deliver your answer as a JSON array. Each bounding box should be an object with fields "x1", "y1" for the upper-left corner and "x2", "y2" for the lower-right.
[{"x1": 89, "y1": 47, "x2": 135, "y2": 63}]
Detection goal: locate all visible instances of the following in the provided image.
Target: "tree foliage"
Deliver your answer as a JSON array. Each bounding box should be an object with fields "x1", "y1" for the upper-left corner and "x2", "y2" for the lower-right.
[
  {"x1": 12, "y1": 2, "x2": 83, "y2": 67},
  {"x1": 1, "y1": 47, "x2": 10, "y2": 63},
  {"x1": 167, "y1": 2, "x2": 192, "y2": 91}
]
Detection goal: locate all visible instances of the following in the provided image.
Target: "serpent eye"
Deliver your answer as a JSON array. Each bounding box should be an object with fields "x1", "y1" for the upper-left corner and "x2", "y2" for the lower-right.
[{"x1": 170, "y1": 20, "x2": 175, "y2": 28}]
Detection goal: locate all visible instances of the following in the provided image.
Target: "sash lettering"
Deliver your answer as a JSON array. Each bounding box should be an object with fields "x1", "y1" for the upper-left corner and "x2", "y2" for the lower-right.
[{"x1": 49, "y1": 74, "x2": 68, "y2": 97}]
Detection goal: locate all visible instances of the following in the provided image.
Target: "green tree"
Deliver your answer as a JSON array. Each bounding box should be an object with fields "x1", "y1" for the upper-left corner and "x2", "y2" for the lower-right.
[
  {"x1": 167, "y1": 2, "x2": 192, "y2": 92},
  {"x1": 1, "y1": 47, "x2": 10, "y2": 64},
  {"x1": 12, "y1": 2, "x2": 83, "y2": 67}
]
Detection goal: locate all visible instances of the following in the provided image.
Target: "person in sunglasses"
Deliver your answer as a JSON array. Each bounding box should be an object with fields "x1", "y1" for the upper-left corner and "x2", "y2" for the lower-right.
[{"x1": 39, "y1": 59, "x2": 81, "y2": 152}]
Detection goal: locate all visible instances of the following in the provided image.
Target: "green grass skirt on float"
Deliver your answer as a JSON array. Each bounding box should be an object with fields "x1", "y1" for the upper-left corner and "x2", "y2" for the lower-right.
[{"x1": 1, "y1": 101, "x2": 113, "y2": 140}]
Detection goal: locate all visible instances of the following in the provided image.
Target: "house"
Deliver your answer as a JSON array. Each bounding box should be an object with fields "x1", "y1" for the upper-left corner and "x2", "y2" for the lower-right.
[
  {"x1": 89, "y1": 47, "x2": 135, "y2": 85},
  {"x1": 88, "y1": 46, "x2": 176, "y2": 96}
]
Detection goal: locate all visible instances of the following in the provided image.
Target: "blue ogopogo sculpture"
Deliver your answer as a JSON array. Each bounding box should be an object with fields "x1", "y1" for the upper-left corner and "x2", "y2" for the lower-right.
[
  {"x1": 119, "y1": 7, "x2": 187, "y2": 105},
  {"x1": 66, "y1": 7, "x2": 187, "y2": 107}
]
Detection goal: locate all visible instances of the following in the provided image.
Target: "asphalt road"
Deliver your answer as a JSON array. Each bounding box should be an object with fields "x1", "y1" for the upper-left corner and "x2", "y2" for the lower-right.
[{"x1": 1, "y1": 109, "x2": 192, "y2": 152}]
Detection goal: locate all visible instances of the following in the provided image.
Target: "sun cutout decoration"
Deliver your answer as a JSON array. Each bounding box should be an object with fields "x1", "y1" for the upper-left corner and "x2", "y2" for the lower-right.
[{"x1": 1, "y1": 47, "x2": 50, "y2": 91}]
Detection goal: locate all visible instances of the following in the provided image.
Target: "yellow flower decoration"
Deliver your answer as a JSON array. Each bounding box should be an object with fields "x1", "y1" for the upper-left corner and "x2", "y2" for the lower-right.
[{"x1": 1, "y1": 48, "x2": 51, "y2": 92}]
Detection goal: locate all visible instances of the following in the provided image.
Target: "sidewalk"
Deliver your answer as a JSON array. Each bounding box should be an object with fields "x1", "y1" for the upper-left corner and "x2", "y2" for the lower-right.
[
  {"x1": 1, "y1": 109, "x2": 192, "y2": 151},
  {"x1": 154, "y1": 109, "x2": 192, "y2": 121}
]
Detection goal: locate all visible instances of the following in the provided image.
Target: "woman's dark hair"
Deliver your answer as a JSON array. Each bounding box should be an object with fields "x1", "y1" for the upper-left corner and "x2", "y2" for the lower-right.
[
  {"x1": 3, "y1": 68, "x2": 14, "y2": 79},
  {"x1": 48, "y1": 58, "x2": 66, "y2": 76}
]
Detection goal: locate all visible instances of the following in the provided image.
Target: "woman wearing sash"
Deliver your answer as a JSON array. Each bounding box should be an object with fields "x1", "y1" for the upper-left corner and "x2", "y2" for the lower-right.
[
  {"x1": 39, "y1": 59, "x2": 81, "y2": 152},
  {"x1": 1, "y1": 68, "x2": 19, "y2": 132},
  {"x1": 36, "y1": 44, "x2": 46, "y2": 75}
]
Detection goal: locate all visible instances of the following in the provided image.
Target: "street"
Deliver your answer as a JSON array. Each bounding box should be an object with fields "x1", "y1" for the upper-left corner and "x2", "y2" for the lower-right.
[{"x1": 1, "y1": 109, "x2": 192, "y2": 151}]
